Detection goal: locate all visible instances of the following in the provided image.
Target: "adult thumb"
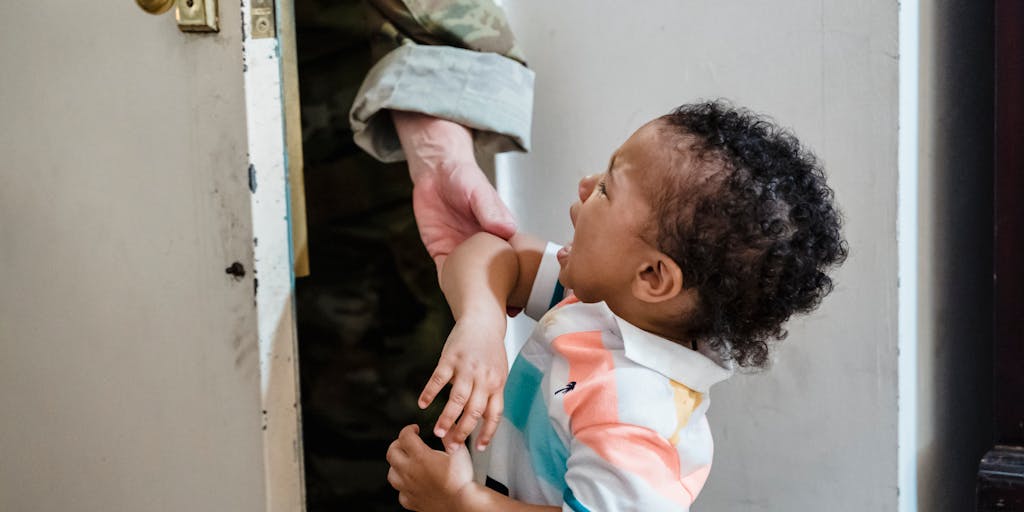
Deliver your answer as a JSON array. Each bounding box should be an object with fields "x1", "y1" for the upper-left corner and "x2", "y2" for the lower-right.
[{"x1": 471, "y1": 188, "x2": 517, "y2": 240}]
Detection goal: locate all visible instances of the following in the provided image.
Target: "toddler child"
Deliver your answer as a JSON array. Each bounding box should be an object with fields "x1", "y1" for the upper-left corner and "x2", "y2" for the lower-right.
[{"x1": 385, "y1": 101, "x2": 847, "y2": 511}]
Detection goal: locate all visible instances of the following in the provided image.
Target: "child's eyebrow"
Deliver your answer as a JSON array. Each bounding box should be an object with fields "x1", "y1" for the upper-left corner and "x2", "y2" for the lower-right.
[{"x1": 606, "y1": 155, "x2": 617, "y2": 185}]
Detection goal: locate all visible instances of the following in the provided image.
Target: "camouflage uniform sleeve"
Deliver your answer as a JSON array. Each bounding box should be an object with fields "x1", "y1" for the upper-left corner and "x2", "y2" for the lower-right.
[{"x1": 350, "y1": 0, "x2": 534, "y2": 162}]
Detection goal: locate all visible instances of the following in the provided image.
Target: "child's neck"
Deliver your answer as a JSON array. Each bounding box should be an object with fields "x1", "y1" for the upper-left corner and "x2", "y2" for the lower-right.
[{"x1": 605, "y1": 297, "x2": 696, "y2": 350}]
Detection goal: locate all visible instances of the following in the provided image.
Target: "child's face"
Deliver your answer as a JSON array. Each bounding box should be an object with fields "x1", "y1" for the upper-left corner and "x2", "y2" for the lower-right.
[{"x1": 557, "y1": 121, "x2": 670, "y2": 303}]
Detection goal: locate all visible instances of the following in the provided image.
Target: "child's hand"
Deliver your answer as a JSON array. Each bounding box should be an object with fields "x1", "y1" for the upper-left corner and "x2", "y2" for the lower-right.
[
  {"x1": 386, "y1": 424, "x2": 475, "y2": 512},
  {"x1": 419, "y1": 315, "x2": 507, "y2": 451}
]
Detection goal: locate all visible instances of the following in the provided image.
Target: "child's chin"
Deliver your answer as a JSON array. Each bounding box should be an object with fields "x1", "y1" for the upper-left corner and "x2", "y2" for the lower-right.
[{"x1": 556, "y1": 244, "x2": 571, "y2": 266}]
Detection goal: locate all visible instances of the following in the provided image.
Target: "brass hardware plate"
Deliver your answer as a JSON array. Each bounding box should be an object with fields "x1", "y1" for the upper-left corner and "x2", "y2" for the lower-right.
[
  {"x1": 176, "y1": 0, "x2": 218, "y2": 32},
  {"x1": 251, "y1": 0, "x2": 276, "y2": 39}
]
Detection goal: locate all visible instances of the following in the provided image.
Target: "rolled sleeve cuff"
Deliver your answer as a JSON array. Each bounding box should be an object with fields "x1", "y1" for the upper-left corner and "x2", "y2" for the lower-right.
[{"x1": 350, "y1": 44, "x2": 534, "y2": 163}]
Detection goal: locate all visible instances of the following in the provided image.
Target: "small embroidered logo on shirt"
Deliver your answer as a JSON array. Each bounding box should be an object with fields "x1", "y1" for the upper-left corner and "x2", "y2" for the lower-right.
[{"x1": 554, "y1": 381, "x2": 576, "y2": 395}]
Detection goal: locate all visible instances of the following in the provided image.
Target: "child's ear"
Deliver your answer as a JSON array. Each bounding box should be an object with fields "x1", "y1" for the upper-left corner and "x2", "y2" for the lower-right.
[{"x1": 632, "y1": 252, "x2": 684, "y2": 303}]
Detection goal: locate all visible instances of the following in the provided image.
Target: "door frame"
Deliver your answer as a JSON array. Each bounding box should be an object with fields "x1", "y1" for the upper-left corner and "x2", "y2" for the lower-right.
[{"x1": 243, "y1": 0, "x2": 306, "y2": 509}]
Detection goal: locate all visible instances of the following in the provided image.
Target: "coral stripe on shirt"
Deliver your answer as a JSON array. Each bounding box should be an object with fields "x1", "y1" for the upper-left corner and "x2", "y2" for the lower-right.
[
  {"x1": 575, "y1": 424, "x2": 692, "y2": 507},
  {"x1": 552, "y1": 331, "x2": 617, "y2": 430},
  {"x1": 552, "y1": 331, "x2": 691, "y2": 507},
  {"x1": 556, "y1": 295, "x2": 581, "y2": 309},
  {"x1": 680, "y1": 464, "x2": 712, "y2": 500}
]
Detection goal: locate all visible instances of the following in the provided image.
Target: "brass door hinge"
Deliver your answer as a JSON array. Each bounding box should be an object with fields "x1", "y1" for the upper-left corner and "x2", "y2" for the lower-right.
[{"x1": 251, "y1": 0, "x2": 276, "y2": 39}]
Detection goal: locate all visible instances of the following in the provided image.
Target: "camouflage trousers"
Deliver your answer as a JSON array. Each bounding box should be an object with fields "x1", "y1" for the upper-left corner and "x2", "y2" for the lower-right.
[{"x1": 295, "y1": 157, "x2": 451, "y2": 512}]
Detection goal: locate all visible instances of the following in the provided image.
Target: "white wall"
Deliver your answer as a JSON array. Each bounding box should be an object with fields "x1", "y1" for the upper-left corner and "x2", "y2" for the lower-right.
[{"x1": 500, "y1": 2, "x2": 899, "y2": 510}]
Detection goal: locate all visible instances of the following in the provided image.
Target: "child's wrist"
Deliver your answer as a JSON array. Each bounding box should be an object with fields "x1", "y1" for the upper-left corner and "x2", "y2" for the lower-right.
[
  {"x1": 453, "y1": 481, "x2": 486, "y2": 512},
  {"x1": 458, "y1": 300, "x2": 508, "y2": 322}
]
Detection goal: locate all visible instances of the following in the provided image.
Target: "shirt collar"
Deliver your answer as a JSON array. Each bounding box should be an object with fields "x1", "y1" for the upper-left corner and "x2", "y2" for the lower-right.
[{"x1": 611, "y1": 313, "x2": 733, "y2": 393}]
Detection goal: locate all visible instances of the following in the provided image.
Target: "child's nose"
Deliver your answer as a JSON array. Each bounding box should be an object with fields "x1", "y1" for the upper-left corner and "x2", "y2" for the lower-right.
[{"x1": 578, "y1": 174, "x2": 598, "y2": 202}]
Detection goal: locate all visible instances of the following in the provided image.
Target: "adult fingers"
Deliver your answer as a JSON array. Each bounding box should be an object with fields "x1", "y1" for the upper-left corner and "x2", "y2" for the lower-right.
[
  {"x1": 470, "y1": 186, "x2": 517, "y2": 240},
  {"x1": 476, "y1": 394, "x2": 504, "y2": 451},
  {"x1": 434, "y1": 375, "x2": 472, "y2": 438},
  {"x1": 418, "y1": 363, "x2": 454, "y2": 409},
  {"x1": 432, "y1": 254, "x2": 448, "y2": 277}
]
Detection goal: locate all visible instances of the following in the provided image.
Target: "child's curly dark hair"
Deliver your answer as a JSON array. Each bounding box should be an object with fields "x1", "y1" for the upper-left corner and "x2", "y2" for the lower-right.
[{"x1": 654, "y1": 101, "x2": 847, "y2": 368}]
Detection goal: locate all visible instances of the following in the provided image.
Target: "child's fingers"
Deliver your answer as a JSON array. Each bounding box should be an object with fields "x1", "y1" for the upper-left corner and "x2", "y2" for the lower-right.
[
  {"x1": 418, "y1": 364, "x2": 454, "y2": 409},
  {"x1": 445, "y1": 387, "x2": 489, "y2": 449},
  {"x1": 386, "y1": 466, "x2": 405, "y2": 490},
  {"x1": 397, "y1": 492, "x2": 415, "y2": 511},
  {"x1": 475, "y1": 395, "x2": 504, "y2": 451},
  {"x1": 434, "y1": 377, "x2": 473, "y2": 438},
  {"x1": 386, "y1": 439, "x2": 409, "y2": 468},
  {"x1": 396, "y1": 424, "x2": 424, "y2": 454}
]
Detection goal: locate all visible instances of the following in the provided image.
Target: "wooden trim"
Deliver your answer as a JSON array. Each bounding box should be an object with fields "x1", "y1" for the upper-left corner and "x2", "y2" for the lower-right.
[
  {"x1": 243, "y1": 0, "x2": 306, "y2": 509},
  {"x1": 279, "y1": 0, "x2": 310, "y2": 277}
]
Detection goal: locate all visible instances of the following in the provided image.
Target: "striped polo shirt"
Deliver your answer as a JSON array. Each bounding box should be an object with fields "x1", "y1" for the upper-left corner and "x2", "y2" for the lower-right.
[{"x1": 486, "y1": 243, "x2": 733, "y2": 511}]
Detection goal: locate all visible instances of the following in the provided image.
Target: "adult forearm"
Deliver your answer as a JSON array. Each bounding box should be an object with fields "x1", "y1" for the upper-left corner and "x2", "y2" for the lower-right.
[{"x1": 391, "y1": 110, "x2": 476, "y2": 183}]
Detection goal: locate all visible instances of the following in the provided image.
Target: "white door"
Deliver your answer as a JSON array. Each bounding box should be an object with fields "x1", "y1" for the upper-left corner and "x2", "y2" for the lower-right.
[{"x1": 0, "y1": 1, "x2": 303, "y2": 511}]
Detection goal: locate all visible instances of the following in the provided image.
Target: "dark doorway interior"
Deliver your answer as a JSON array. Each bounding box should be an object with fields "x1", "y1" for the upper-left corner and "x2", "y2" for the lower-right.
[
  {"x1": 977, "y1": 1, "x2": 1024, "y2": 509},
  {"x1": 292, "y1": 2, "x2": 451, "y2": 510}
]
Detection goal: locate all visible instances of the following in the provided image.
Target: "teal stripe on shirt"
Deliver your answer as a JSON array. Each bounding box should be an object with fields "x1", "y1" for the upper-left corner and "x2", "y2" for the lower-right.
[
  {"x1": 504, "y1": 356, "x2": 569, "y2": 492},
  {"x1": 563, "y1": 487, "x2": 591, "y2": 512},
  {"x1": 549, "y1": 281, "x2": 565, "y2": 310}
]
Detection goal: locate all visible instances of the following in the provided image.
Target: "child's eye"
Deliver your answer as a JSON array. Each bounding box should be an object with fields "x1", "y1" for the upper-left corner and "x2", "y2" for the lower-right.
[{"x1": 597, "y1": 180, "x2": 607, "y2": 196}]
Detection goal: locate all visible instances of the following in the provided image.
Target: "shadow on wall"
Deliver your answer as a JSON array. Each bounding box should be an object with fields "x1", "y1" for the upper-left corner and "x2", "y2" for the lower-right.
[{"x1": 916, "y1": 1, "x2": 994, "y2": 511}]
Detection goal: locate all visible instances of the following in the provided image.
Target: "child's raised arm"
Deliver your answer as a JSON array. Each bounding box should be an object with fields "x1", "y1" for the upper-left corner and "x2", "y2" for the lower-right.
[
  {"x1": 440, "y1": 232, "x2": 545, "y2": 318},
  {"x1": 418, "y1": 232, "x2": 545, "y2": 451}
]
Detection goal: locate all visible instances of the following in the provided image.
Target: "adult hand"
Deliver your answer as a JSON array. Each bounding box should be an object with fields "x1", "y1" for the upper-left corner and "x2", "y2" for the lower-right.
[
  {"x1": 392, "y1": 111, "x2": 517, "y2": 269},
  {"x1": 411, "y1": 162, "x2": 516, "y2": 269}
]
